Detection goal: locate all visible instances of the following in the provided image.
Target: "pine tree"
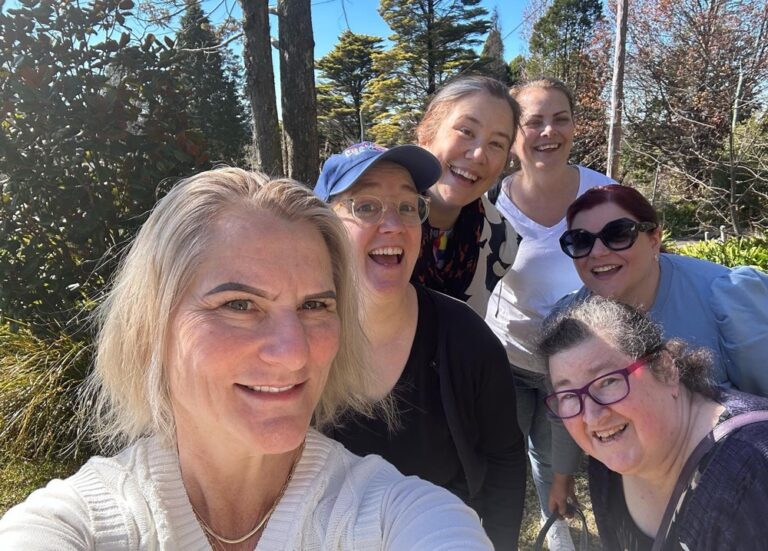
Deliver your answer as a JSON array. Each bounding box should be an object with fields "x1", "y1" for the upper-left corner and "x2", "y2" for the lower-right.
[
  {"x1": 479, "y1": 9, "x2": 510, "y2": 84},
  {"x1": 527, "y1": 0, "x2": 603, "y2": 87},
  {"x1": 367, "y1": 0, "x2": 491, "y2": 145},
  {"x1": 177, "y1": 0, "x2": 250, "y2": 164},
  {"x1": 317, "y1": 31, "x2": 384, "y2": 150}
]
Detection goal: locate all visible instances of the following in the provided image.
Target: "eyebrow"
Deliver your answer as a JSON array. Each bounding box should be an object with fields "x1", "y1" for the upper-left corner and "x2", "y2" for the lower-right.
[
  {"x1": 205, "y1": 282, "x2": 337, "y2": 302},
  {"x1": 551, "y1": 362, "x2": 614, "y2": 389},
  {"x1": 524, "y1": 110, "x2": 571, "y2": 120}
]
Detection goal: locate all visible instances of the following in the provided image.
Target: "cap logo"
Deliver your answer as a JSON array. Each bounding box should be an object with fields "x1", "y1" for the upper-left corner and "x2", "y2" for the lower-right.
[{"x1": 343, "y1": 142, "x2": 387, "y2": 157}]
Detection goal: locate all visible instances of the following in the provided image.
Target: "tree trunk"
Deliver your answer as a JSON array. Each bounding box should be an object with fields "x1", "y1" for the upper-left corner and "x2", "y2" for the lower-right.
[
  {"x1": 278, "y1": 0, "x2": 319, "y2": 186},
  {"x1": 606, "y1": 0, "x2": 628, "y2": 180},
  {"x1": 240, "y1": 0, "x2": 283, "y2": 175}
]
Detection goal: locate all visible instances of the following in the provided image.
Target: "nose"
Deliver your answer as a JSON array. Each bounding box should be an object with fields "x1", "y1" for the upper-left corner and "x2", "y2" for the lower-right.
[
  {"x1": 378, "y1": 202, "x2": 406, "y2": 232},
  {"x1": 465, "y1": 143, "x2": 487, "y2": 163},
  {"x1": 582, "y1": 394, "x2": 610, "y2": 424},
  {"x1": 589, "y1": 237, "x2": 611, "y2": 258},
  {"x1": 258, "y1": 312, "x2": 309, "y2": 371}
]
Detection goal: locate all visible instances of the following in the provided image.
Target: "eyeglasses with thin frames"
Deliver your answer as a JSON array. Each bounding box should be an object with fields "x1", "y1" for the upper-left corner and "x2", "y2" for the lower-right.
[
  {"x1": 334, "y1": 194, "x2": 430, "y2": 226},
  {"x1": 544, "y1": 358, "x2": 647, "y2": 419},
  {"x1": 559, "y1": 218, "x2": 658, "y2": 259}
]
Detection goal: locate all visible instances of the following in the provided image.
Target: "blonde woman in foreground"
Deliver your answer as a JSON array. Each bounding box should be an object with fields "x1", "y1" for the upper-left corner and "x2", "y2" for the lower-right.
[{"x1": 0, "y1": 168, "x2": 493, "y2": 550}]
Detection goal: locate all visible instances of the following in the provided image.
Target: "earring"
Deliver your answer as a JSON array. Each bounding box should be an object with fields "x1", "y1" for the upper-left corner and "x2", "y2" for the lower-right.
[{"x1": 654, "y1": 253, "x2": 659, "y2": 262}]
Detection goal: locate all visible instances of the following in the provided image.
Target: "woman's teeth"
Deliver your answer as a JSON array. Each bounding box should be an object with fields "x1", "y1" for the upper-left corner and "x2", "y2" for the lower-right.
[
  {"x1": 449, "y1": 166, "x2": 478, "y2": 181},
  {"x1": 370, "y1": 247, "x2": 403, "y2": 256},
  {"x1": 593, "y1": 424, "x2": 627, "y2": 442},
  {"x1": 592, "y1": 264, "x2": 620, "y2": 274},
  {"x1": 369, "y1": 247, "x2": 404, "y2": 265},
  {"x1": 534, "y1": 143, "x2": 560, "y2": 151},
  {"x1": 247, "y1": 384, "x2": 295, "y2": 393}
]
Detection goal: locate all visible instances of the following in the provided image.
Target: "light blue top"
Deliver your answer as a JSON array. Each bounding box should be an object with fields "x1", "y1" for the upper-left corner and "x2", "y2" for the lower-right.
[{"x1": 558, "y1": 253, "x2": 768, "y2": 396}]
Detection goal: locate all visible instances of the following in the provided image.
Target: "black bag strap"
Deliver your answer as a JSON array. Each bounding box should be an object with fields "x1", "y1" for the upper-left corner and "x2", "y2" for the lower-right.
[
  {"x1": 534, "y1": 503, "x2": 590, "y2": 551},
  {"x1": 651, "y1": 410, "x2": 768, "y2": 551}
]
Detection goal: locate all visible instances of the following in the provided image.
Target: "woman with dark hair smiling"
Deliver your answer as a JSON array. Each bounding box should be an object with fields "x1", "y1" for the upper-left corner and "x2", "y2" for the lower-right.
[
  {"x1": 556, "y1": 184, "x2": 768, "y2": 396},
  {"x1": 539, "y1": 297, "x2": 768, "y2": 550},
  {"x1": 412, "y1": 75, "x2": 521, "y2": 316}
]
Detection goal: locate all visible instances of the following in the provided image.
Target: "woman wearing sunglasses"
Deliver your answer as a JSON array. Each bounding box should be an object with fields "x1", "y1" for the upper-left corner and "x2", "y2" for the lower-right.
[
  {"x1": 315, "y1": 142, "x2": 527, "y2": 549},
  {"x1": 557, "y1": 184, "x2": 768, "y2": 396},
  {"x1": 539, "y1": 297, "x2": 768, "y2": 550}
]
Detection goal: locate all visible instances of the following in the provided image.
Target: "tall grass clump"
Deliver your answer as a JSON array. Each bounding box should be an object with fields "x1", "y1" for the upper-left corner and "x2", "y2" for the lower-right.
[
  {"x1": 0, "y1": 322, "x2": 93, "y2": 460},
  {"x1": 676, "y1": 235, "x2": 768, "y2": 271}
]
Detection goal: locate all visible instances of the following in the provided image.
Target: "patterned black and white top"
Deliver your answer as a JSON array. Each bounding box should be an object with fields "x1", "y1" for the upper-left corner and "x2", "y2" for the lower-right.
[{"x1": 412, "y1": 194, "x2": 520, "y2": 316}]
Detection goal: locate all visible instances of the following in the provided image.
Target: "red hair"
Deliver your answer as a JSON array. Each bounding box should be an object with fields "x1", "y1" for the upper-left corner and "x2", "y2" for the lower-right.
[{"x1": 566, "y1": 185, "x2": 659, "y2": 228}]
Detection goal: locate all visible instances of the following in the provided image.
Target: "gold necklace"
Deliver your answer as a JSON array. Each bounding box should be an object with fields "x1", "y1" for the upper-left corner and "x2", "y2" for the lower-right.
[{"x1": 192, "y1": 441, "x2": 304, "y2": 546}]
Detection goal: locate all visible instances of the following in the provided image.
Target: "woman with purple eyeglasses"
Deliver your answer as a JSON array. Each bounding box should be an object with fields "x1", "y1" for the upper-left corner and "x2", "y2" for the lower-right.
[
  {"x1": 554, "y1": 185, "x2": 768, "y2": 397},
  {"x1": 539, "y1": 296, "x2": 768, "y2": 550}
]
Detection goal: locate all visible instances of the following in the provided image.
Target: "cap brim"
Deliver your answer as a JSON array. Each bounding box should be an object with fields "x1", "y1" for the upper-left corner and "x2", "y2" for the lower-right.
[{"x1": 370, "y1": 145, "x2": 442, "y2": 193}]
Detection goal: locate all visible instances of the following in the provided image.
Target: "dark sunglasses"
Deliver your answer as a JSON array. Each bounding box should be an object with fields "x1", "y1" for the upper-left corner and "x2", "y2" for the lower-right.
[{"x1": 559, "y1": 218, "x2": 658, "y2": 259}]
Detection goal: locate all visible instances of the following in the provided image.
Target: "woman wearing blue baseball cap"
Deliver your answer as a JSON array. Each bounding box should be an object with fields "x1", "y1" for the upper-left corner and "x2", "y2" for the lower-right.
[{"x1": 316, "y1": 142, "x2": 527, "y2": 549}]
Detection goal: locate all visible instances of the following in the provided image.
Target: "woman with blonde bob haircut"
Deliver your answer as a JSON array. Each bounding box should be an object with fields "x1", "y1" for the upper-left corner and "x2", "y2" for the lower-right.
[{"x1": 0, "y1": 167, "x2": 494, "y2": 550}]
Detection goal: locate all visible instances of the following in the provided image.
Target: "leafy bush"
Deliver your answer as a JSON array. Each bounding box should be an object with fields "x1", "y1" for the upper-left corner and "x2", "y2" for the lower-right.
[
  {"x1": 676, "y1": 235, "x2": 768, "y2": 271},
  {"x1": 0, "y1": 322, "x2": 93, "y2": 460}
]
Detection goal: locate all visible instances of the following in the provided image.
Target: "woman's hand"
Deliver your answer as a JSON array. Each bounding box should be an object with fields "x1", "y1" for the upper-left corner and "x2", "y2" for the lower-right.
[{"x1": 548, "y1": 472, "x2": 577, "y2": 517}]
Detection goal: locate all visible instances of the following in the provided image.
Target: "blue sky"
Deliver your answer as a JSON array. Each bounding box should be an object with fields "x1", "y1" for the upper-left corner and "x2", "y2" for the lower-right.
[{"x1": 310, "y1": 0, "x2": 529, "y2": 60}]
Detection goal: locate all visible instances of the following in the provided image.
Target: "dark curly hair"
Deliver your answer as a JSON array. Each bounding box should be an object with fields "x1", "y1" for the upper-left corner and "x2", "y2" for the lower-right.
[{"x1": 539, "y1": 296, "x2": 717, "y2": 398}]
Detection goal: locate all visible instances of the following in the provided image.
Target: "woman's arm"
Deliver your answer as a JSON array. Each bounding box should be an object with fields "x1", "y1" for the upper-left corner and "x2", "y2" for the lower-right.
[
  {"x1": 0, "y1": 478, "x2": 95, "y2": 550},
  {"x1": 382, "y1": 478, "x2": 494, "y2": 551},
  {"x1": 710, "y1": 267, "x2": 768, "y2": 396}
]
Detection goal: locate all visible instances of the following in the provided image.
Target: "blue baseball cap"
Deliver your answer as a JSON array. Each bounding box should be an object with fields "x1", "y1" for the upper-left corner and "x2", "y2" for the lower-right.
[{"x1": 314, "y1": 142, "x2": 442, "y2": 201}]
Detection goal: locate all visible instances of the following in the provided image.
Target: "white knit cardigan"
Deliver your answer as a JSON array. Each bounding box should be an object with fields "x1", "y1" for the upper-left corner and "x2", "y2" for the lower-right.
[{"x1": 0, "y1": 429, "x2": 492, "y2": 550}]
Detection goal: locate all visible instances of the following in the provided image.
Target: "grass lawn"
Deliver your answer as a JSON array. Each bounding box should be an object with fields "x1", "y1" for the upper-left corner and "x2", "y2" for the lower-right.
[
  {"x1": 1, "y1": 455, "x2": 602, "y2": 550},
  {"x1": 0, "y1": 454, "x2": 80, "y2": 516}
]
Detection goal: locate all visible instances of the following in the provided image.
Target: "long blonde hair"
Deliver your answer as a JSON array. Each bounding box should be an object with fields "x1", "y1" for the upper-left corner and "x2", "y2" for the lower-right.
[{"x1": 85, "y1": 167, "x2": 373, "y2": 450}]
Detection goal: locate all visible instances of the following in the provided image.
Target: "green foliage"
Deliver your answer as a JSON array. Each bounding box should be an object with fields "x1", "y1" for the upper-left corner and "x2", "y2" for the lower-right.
[
  {"x1": 176, "y1": 0, "x2": 250, "y2": 165},
  {"x1": 0, "y1": 321, "x2": 93, "y2": 460},
  {"x1": 677, "y1": 236, "x2": 768, "y2": 271},
  {"x1": 1, "y1": 454, "x2": 79, "y2": 515},
  {"x1": 528, "y1": 0, "x2": 602, "y2": 83},
  {"x1": 0, "y1": 0, "x2": 209, "y2": 331},
  {"x1": 367, "y1": 0, "x2": 490, "y2": 145},
  {"x1": 478, "y1": 9, "x2": 510, "y2": 84},
  {"x1": 316, "y1": 31, "x2": 384, "y2": 151},
  {"x1": 508, "y1": 54, "x2": 525, "y2": 86},
  {"x1": 524, "y1": 0, "x2": 610, "y2": 169}
]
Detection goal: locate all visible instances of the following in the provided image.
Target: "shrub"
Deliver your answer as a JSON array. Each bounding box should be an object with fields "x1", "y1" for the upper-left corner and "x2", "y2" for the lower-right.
[
  {"x1": 676, "y1": 235, "x2": 768, "y2": 271},
  {"x1": 0, "y1": 322, "x2": 93, "y2": 460}
]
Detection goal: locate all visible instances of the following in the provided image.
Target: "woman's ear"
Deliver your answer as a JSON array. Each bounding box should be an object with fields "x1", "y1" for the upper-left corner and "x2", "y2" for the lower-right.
[{"x1": 649, "y1": 224, "x2": 663, "y2": 255}]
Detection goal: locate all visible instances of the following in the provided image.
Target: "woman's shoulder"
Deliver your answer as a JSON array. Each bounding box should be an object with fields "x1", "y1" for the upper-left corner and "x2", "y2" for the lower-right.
[
  {"x1": 420, "y1": 286, "x2": 506, "y2": 350},
  {"x1": 0, "y1": 440, "x2": 163, "y2": 548},
  {"x1": 575, "y1": 165, "x2": 617, "y2": 189},
  {"x1": 675, "y1": 410, "x2": 768, "y2": 546}
]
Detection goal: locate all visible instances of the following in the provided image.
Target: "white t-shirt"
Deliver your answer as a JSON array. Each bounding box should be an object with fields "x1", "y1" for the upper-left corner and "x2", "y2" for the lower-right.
[{"x1": 485, "y1": 166, "x2": 615, "y2": 373}]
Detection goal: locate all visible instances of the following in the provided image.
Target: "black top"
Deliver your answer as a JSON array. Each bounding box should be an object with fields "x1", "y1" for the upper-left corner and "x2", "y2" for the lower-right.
[
  {"x1": 327, "y1": 284, "x2": 526, "y2": 550},
  {"x1": 589, "y1": 391, "x2": 768, "y2": 551},
  {"x1": 331, "y1": 284, "x2": 463, "y2": 488}
]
